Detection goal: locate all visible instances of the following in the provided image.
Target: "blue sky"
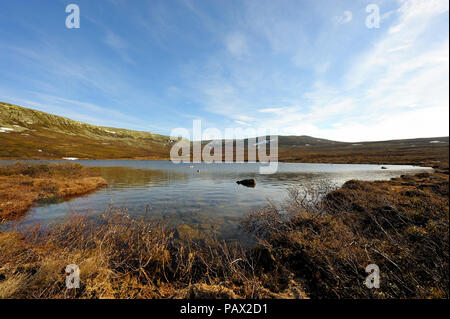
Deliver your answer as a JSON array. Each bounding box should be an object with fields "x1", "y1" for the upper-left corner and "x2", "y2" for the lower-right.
[{"x1": 0, "y1": 0, "x2": 448, "y2": 141}]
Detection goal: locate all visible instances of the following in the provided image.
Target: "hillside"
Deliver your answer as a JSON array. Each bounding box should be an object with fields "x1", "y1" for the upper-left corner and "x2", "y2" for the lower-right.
[
  {"x1": 0, "y1": 102, "x2": 175, "y2": 159},
  {"x1": 0, "y1": 102, "x2": 448, "y2": 167},
  {"x1": 276, "y1": 136, "x2": 449, "y2": 167}
]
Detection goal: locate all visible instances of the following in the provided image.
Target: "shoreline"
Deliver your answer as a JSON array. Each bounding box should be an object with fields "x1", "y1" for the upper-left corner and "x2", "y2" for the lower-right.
[
  {"x1": 0, "y1": 163, "x2": 107, "y2": 223},
  {"x1": 0, "y1": 157, "x2": 440, "y2": 167},
  {"x1": 0, "y1": 160, "x2": 436, "y2": 225},
  {"x1": 0, "y1": 168, "x2": 447, "y2": 299}
]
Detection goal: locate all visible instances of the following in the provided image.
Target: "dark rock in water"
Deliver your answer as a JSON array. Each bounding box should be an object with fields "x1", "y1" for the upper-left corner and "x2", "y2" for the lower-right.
[
  {"x1": 381, "y1": 166, "x2": 388, "y2": 169},
  {"x1": 236, "y1": 178, "x2": 256, "y2": 187}
]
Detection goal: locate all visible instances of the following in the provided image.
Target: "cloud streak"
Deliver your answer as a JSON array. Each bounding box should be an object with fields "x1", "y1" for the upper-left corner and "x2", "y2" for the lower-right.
[
  {"x1": 0, "y1": 0, "x2": 448, "y2": 141},
  {"x1": 180, "y1": 0, "x2": 449, "y2": 141}
]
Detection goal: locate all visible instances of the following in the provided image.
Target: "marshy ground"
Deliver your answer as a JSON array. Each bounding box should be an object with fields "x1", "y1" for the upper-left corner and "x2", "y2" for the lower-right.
[
  {"x1": 0, "y1": 162, "x2": 448, "y2": 299},
  {"x1": 0, "y1": 163, "x2": 107, "y2": 223}
]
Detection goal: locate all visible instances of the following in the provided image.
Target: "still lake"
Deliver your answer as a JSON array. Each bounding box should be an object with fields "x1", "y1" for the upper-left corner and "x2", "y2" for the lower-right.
[{"x1": 7, "y1": 160, "x2": 431, "y2": 242}]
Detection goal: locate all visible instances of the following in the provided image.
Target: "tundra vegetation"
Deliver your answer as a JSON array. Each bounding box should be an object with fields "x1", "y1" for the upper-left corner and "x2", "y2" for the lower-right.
[
  {"x1": 0, "y1": 163, "x2": 448, "y2": 299},
  {"x1": 0, "y1": 163, "x2": 107, "y2": 223}
]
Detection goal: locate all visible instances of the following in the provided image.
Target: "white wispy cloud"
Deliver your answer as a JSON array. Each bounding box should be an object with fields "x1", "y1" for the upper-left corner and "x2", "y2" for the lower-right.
[
  {"x1": 184, "y1": 0, "x2": 448, "y2": 141},
  {"x1": 258, "y1": 108, "x2": 284, "y2": 114},
  {"x1": 104, "y1": 31, "x2": 127, "y2": 50},
  {"x1": 103, "y1": 31, "x2": 134, "y2": 64},
  {"x1": 3, "y1": 0, "x2": 446, "y2": 142},
  {"x1": 225, "y1": 33, "x2": 249, "y2": 58},
  {"x1": 235, "y1": 120, "x2": 252, "y2": 126}
]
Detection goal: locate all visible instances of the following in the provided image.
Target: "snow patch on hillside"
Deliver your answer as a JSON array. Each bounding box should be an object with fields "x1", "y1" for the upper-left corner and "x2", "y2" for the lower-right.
[{"x1": 0, "y1": 127, "x2": 14, "y2": 133}]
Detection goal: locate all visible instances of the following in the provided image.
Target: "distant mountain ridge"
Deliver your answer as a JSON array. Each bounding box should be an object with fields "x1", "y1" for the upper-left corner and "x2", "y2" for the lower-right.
[{"x1": 0, "y1": 102, "x2": 448, "y2": 167}]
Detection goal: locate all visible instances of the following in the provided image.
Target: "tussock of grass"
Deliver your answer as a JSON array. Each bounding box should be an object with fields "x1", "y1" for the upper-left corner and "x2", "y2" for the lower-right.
[
  {"x1": 0, "y1": 209, "x2": 307, "y2": 299},
  {"x1": 0, "y1": 163, "x2": 107, "y2": 222},
  {"x1": 242, "y1": 171, "x2": 449, "y2": 298}
]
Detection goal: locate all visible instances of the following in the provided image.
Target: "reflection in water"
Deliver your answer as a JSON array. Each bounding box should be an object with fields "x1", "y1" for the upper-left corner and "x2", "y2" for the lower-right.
[{"x1": 15, "y1": 160, "x2": 430, "y2": 243}]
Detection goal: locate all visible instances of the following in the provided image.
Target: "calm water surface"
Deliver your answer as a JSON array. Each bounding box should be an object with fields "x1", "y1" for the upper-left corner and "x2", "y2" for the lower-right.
[{"x1": 4, "y1": 160, "x2": 431, "y2": 242}]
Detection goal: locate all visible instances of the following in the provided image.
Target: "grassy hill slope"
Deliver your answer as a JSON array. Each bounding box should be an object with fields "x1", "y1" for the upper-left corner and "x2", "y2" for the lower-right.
[
  {"x1": 0, "y1": 102, "x2": 174, "y2": 159},
  {"x1": 277, "y1": 136, "x2": 449, "y2": 167},
  {"x1": 1, "y1": 102, "x2": 448, "y2": 167}
]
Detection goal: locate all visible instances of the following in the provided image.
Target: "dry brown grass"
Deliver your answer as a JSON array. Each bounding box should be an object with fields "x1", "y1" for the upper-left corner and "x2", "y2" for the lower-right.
[
  {"x1": 0, "y1": 209, "x2": 308, "y2": 299},
  {"x1": 278, "y1": 142, "x2": 449, "y2": 169},
  {"x1": 0, "y1": 163, "x2": 448, "y2": 299},
  {"x1": 242, "y1": 171, "x2": 449, "y2": 298},
  {"x1": 0, "y1": 162, "x2": 307, "y2": 299},
  {"x1": 0, "y1": 163, "x2": 107, "y2": 222}
]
